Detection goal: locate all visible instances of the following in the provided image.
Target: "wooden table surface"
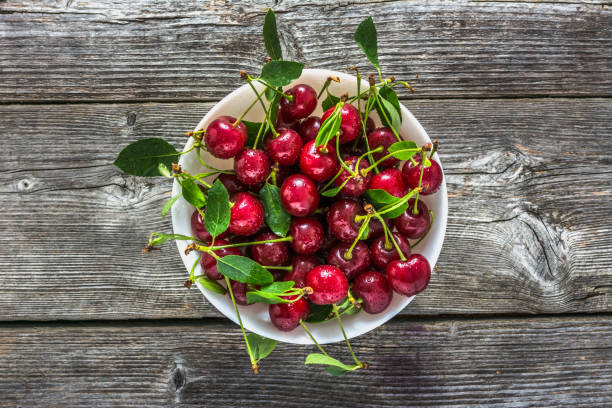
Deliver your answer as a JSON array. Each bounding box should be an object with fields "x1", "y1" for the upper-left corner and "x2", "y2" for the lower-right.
[{"x1": 1, "y1": 1, "x2": 611, "y2": 406}]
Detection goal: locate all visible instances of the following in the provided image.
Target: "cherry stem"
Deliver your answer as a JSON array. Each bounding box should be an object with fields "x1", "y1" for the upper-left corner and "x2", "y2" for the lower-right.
[
  {"x1": 409, "y1": 156, "x2": 418, "y2": 166},
  {"x1": 299, "y1": 320, "x2": 330, "y2": 357},
  {"x1": 411, "y1": 210, "x2": 435, "y2": 249},
  {"x1": 223, "y1": 274, "x2": 257, "y2": 372},
  {"x1": 187, "y1": 173, "x2": 212, "y2": 189},
  {"x1": 197, "y1": 236, "x2": 293, "y2": 252},
  {"x1": 373, "y1": 88, "x2": 401, "y2": 141},
  {"x1": 263, "y1": 265, "x2": 292, "y2": 271},
  {"x1": 317, "y1": 78, "x2": 332, "y2": 99},
  {"x1": 429, "y1": 139, "x2": 439, "y2": 158},
  {"x1": 362, "y1": 148, "x2": 420, "y2": 175},
  {"x1": 246, "y1": 78, "x2": 278, "y2": 137},
  {"x1": 346, "y1": 79, "x2": 391, "y2": 103},
  {"x1": 377, "y1": 214, "x2": 407, "y2": 260},
  {"x1": 320, "y1": 167, "x2": 344, "y2": 192},
  {"x1": 195, "y1": 147, "x2": 229, "y2": 173},
  {"x1": 255, "y1": 79, "x2": 293, "y2": 101},
  {"x1": 413, "y1": 151, "x2": 427, "y2": 214},
  {"x1": 375, "y1": 188, "x2": 420, "y2": 217},
  {"x1": 335, "y1": 134, "x2": 358, "y2": 177},
  {"x1": 345, "y1": 215, "x2": 370, "y2": 260},
  {"x1": 332, "y1": 304, "x2": 362, "y2": 367},
  {"x1": 233, "y1": 89, "x2": 265, "y2": 126},
  {"x1": 189, "y1": 253, "x2": 201, "y2": 282}
]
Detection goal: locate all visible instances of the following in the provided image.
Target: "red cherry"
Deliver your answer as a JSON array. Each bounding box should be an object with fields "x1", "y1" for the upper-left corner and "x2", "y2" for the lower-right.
[
  {"x1": 290, "y1": 217, "x2": 324, "y2": 255},
  {"x1": 280, "y1": 84, "x2": 318, "y2": 121},
  {"x1": 299, "y1": 140, "x2": 339, "y2": 182},
  {"x1": 275, "y1": 109, "x2": 301, "y2": 131},
  {"x1": 369, "y1": 232, "x2": 411, "y2": 270},
  {"x1": 367, "y1": 127, "x2": 400, "y2": 169},
  {"x1": 228, "y1": 192, "x2": 264, "y2": 236},
  {"x1": 284, "y1": 255, "x2": 320, "y2": 288},
  {"x1": 327, "y1": 241, "x2": 371, "y2": 280},
  {"x1": 326, "y1": 199, "x2": 366, "y2": 243},
  {"x1": 369, "y1": 168, "x2": 408, "y2": 198},
  {"x1": 265, "y1": 128, "x2": 303, "y2": 166},
  {"x1": 365, "y1": 116, "x2": 375, "y2": 135},
  {"x1": 298, "y1": 116, "x2": 321, "y2": 142},
  {"x1": 334, "y1": 156, "x2": 371, "y2": 197},
  {"x1": 191, "y1": 209, "x2": 229, "y2": 243},
  {"x1": 200, "y1": 238, "x2": 241, "y2": 280},
  {"x1": 234, "y1": 149, "x2": 270, "y2": 187},
  {"x1": 214, "y1": 173, "x2": 246, "y2": 196},
  {"x1": 228, "y1": 280, "x2": 248, "y2": 305},
  {"x1": 280, "y1": 174, "x2": 320, "y2": 217},
  {"x1": 321, "y1": 104, "x2": 362, "y2": 144},
  {"x1": 250, "y1": 232, "x2": 289, "y2": 266},
  {"x1": 386, "y1": 254, "x2": 431, "y2": 296},
  {"x1": 204, "y1": 116, "x2": 247, "y2": 159},
  {"x1": 269, "y1": 296, "x2": 310, "y2": 331},
  {"x1": 402, "y1": 155, "x2": 443, "y2": 195},
  {"x1": 274, "y1": 165, "x2": 293, "y2": 187},
  {"x1": 352, "y1": 271, "x2": 393, "y2": 314},
  {"x1": 393, "y1": 199, "x2": 431, "y2": 239},
  {"x1": 306, "y1": 265, "x2": 349, "y2": 305}
]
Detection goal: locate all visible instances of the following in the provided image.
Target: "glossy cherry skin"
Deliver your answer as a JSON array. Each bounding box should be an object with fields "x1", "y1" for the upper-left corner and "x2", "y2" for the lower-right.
[
  {"x1": 250, "y1": 232, "x2": 289, "y2": 266},
  {"x1": 393, "y1": 199, "x2": 431, "y2": 239},
  {"x1": 402, "y1": 155, "x2": 443, "y2": 195},
  {"x1": 290, "y1": 217, "x2": 324, "y2": 255},
  {"x1": 306, "y1": 265, "x2": 349, "y2": 305},
  {"x1": 367, "y1": 127, "x2": 400, "y2": 169},
  {"x1": 280, "y1": 174, "x2": 319, "y2": 217},
  {"x1": 264, "y1": 128, "x2": 303, "y2": 166},
  {"x1": 280, "y1": 84, "x2": 318, "y2": 121},
  {"x1": 369, "y1": 168, "x2": 408, "y2": 198},
  {"x1": 321, "y1": 104, "x2": 362, "y2": 144},
  {"x1": 334, "y1": 156, "x2": 371, "y2": 197},
  {"x1": 284, "y1": 256, "x2": 319, "y2": 288},
  {"x1": 228, "y1": 192, "x2": 264, "y2": 236},
  {"x1": 369, "y1": 232, "x2": 411, "y2": 270},
  {"x1": 214, "y1": 173, "x2": 246, "y2": 196},
  {"x1": 200, "y1": 239, "x2": 241, "y2": 280},
  {"x1": 327, "y1": 241, "x2": 371, "y2": 281},
  {"x1": 299, "y1": 140, "x2": 339, "y2": 182},
  {"x1": 352, "y1": 271, "x2": 393, "y2": 314},
  {"x1": 191, "y1": 209, "x2": 229, "y2": 243},
  {"x1": 204, "y1": 116, "x2": 247, "y2": 159},
  {"x1": 233, "y1": 149, "x2": 270, "y2": 187},
  {"x1": 298, "y1": 116, "x2": 321, "y2": 143},
  {"x1": 269, "y1": 296, "x2": 310, "y2": 331},
  {"x1": 275, "y1": 109, "x2": 301, "y2": 131},
  {"x1": 326, "y1": 199, "x2": 366, "y2": 243},
  {"x1": 229, "y1": 280, "x2": 248, "y2": 305},
  {"x1": 386, "y1": 254, "x2": 431, "y2": 297}
]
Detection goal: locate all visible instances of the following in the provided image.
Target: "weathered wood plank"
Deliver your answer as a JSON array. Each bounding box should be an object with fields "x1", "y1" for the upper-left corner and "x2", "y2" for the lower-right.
[
  {"x1": 0, "y1": 316, "x2": 610, "y2": 407},
  {"x1": 0, "y1": 98, "x2": 610, "y2": 320},
  {"x1": 0, "y1": 0, "x2": 610, "y2": 101}
]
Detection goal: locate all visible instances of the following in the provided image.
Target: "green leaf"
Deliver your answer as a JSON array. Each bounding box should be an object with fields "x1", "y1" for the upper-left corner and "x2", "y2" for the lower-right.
[
  {"x1": 180, "y1": 178, "x2": 207, "y2": 209},
  {"x1": 265, "y1": 87, "x2": 276, "y2": 102},
  {"x1": 325, "y1": 366, "x2": 351, "y2": 376},
  {"x1": 246, "y1": 291, "x2": 287, "y2": 304},
  {"x1": 114, "y1": 138, "x2": 179, "y2": 177},
  {"x1": 384, "y1": 199, "x2": 411, "y2": 219},
  {"x1": 260, "y1": 61, "x2": 304, "y2": 87},
  {"x1": 263, "y1": 9, "x2": 283, "y2": 61},
  {"x1": 354, "y1": 17, "x2": 379, "y2": 69},
  {"x1": 321, "y1": 92, "x2": 340, "y2": 112},
  {"x1": 379, "y1": 85, "x2": 402, "y2": 123},
  {"x1": 161, "y1": 194, "x2": 181, "y2": 218},
  {"x1": 259, "y1": 183, "x2": 291, "y2": 237},
  {"x1": 149, "y1": 233, "x2": 194, "y2": 248},
  {"x1": 305, "y1": 303, "x2": 332, "y2": 323},
  {"x1": 243, "y1": 120, "x2": 264, "y2": 148},
  {"x1": 305, "y1": 353, "x2": 359, "y2": 372},
  {"x1": 204, "y1": 180, "x2": 230, "y2": 238},
  {"x1": 365, "y1": 188, "x2": 400, "y2": 208},
  {"x1": 387, "y1": 140, "x2": 419, "y2": 160},
  {"x1": 158, "y1": 163, "x2": 171, "y2": 177},
  {"x1": 314, "y1": 105, "x2": 342, "y2": 148},
  {"x1": 378, "y1": 93, "x2": 402, "y2": 134},
  {"x1": 197, "y1": 276, "x2": 227, "y2": 295},
  {"x1": 260, "y1": 281, "x2": 294, "y2": 294},
  {"x1": 217, "y1": 255, "x2": 273, "y2": 285},
  {"x1": 248, "y1": 333, "x2": 278, "y2": 361}
]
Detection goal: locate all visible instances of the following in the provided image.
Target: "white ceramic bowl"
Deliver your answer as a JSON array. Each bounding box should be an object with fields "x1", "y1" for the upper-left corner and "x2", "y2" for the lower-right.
[{"x1": 172, "y1": 69, "x2": 447, "y2": 344}]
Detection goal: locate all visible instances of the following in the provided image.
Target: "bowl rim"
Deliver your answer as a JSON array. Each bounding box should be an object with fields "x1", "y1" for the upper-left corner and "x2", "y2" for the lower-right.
[{"x1": 171, "y1": 68, "x2": 448, "y2": 344}]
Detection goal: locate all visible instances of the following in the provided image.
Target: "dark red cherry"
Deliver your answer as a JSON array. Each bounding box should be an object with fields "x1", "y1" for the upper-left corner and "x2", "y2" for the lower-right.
[
  {"x1": 306, "y1": 265, "x2": 349, "y2": 305},
  {"x1": 367, "y1": 127, "x2": 400, "y2": 169},
  {"x1": 250, "y1": 232, "x2": 289, "y2": 266},
  {"x1": 274, "y1": 164, "x2": 294, "y2": 187},
  {"x1": 275, "y1": 109, "x2": 301, "y2": 131},
  {"x1": 269, "y1": 296, "x2": 310, "y2": 331},
  {"x1": 327, "y1": 241, "x2": 371, "y2": 281},
  {"x1": 367, "y1": 217, "x2": 384, "y2": 241},
  {"x1": 365, "y1": 116, "x2": 375, "y2": 135},
  {"x1": 299, "y1": 140, "x2": 339, "y2": 182},
  {"x1": 334, "y1": 156, "x2": 371, "y2": 197},
  {"x1": 289, "y1": 217, "x2": 324, "y2": 255},
  {"x1": 229, "y1": 280, "x2": 248, "y2": 305},
  {"x1": 369, "y1": 232, "x2": 411, "y2": 270},
  {"x1": 200, "y1": 239, "x2": 241, "y2": 280},
  {"x1": 228, "y1": 192, "x2": 264, "y2": 236},
  {"x1": 214, "y1": 173, "x2": 246, "y2": 196},
  {"x1": 402, "y1": 155, "x2": 443, "y2": 195},
  {"x1": 264, "y1": 128, "x2": 303, "y2": 167},
  {"x1": 369, "y1": 168, "x2": 408, "y2": 198},
  {"x1": 386, "y1": 254, "x2": 431, "y2": 297},
  {"x1": 321, "y1": 104, "x2": 362, "y2": 144},
  {"x1": 280, "y1": 174, "x2": 319, "y2": 217},
  {"x1": 393, "y1": 199, "x2": 431, "y2": 239},
  {"x1": 298, "y1": 116, "x2": 321, "y2": 142},
  {"x1": 191, "y1": 209, "x2": 229, "y2": 243},
  {"x1": 326, "y1": 199, "x2": 366, "y2": 243},
  {"x1": 204, "y1": 116, "x2": 247, "y2": 159},
  {"x1": 352, "y1": 271, "x2": 393, "y2": 314},
  {"x1": 234, "y1": 149, "x2": 270, "y2": 187},
  {"x1": 284, "y1": 256, "x2": 320, "y2": 288},
  {"x1": 280, "y1": 84, "x2": 318, "y2": 121}
]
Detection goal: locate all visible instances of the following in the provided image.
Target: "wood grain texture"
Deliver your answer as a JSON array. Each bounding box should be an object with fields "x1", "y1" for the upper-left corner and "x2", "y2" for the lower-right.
[
  {"x1": 0, "y1": 98, "x2": 610, "y2": 321},
  {"x1": 0, "y1": 315, "x2": 610, "y2": 407},
  {"x1": 0, "y1": 0, "x2": 610, "y2": 101}
]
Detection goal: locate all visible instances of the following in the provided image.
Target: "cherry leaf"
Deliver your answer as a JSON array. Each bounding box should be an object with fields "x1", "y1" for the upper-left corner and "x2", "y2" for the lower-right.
[
  {"x1": 196, "y1": 276, "x2": 227, "y2": 295},
  {"x1": 204, "y1": 180, "x2": 230, "y2": 238},
  {"x1": 247, "y1": 333, "x2": 278, "y2": 361},
  {"x1": 260, "y1": 61, "x2": 304, "y2": 87},
  {"x1": 263, "y1": 9, "x2": 282, "y2": 61},
  {"x1": 161, "y1": 194, "x2": 181, "y2": 218},
  {"x1": 217, "y1": 255, "x2": 274, "y2": 285},
  {"x1": 321, "y1": 92, "x2": 340, "y2": 111},
  {"x1": 114, "y1": 138, "x2": 179, "y2": 177},
  {"x1": 354, "y1": 17, "x2": 379, "y2": 69},
  {"x1": 180, "y1": 178, "x2": 207, "y2": 209},
  {"x1": 305, "y1": 353, "x2": 360, "y2": 375},
  {"x1": 387, "y1": 140, "x2": 419, "y2": 160},
  {"x1": 259, "y1": 183, "x2": 291, "y2": 237}
]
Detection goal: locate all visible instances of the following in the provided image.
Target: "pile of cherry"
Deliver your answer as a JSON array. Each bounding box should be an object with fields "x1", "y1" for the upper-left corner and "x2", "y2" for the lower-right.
[{"x1": 192, "y1": 83, "x2": 443, "y2": 332}]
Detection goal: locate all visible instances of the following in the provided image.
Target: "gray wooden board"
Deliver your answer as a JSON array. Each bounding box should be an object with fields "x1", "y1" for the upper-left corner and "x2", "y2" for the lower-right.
[
  {"x1": 0, "y1": 0, "x2": 611, "y2": 102},
  {"x1": 0, "y1": 315, "x2": 610, "y2": 407},
  {"x1": 0, "y1": 98, "x2": 610, "y2": 321}
]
